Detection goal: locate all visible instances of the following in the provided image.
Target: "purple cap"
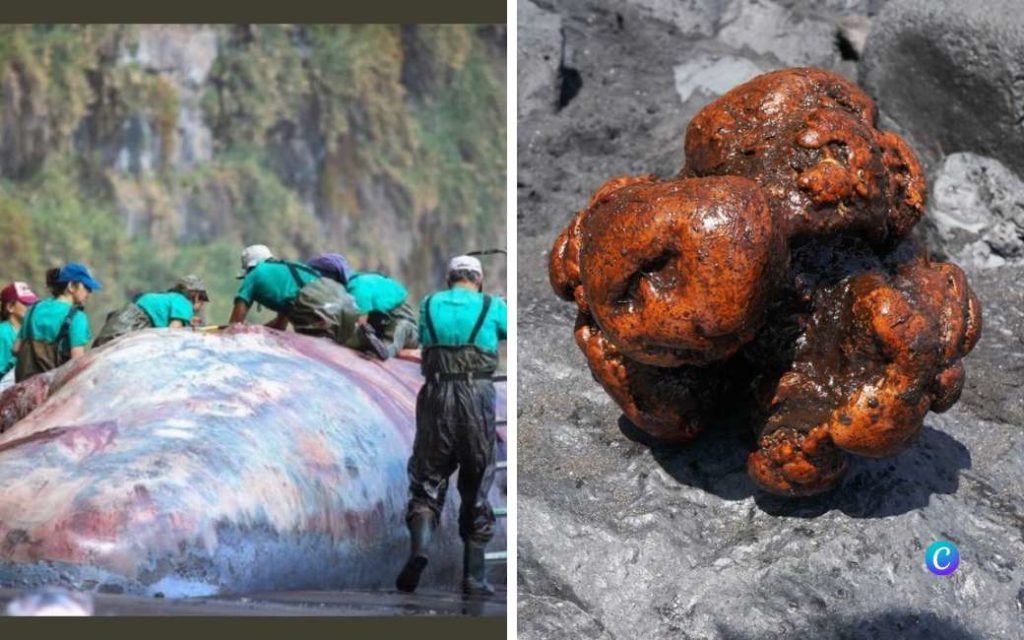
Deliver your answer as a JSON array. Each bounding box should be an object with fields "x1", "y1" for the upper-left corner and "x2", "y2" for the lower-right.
[{"x1": 308, "y1": 253, "x2": 353, "y2": 286}]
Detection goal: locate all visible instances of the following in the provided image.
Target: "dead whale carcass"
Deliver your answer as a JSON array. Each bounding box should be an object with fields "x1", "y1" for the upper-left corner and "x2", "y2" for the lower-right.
[{"x1": 0, "y1": 325, "x2": 506, "y2": 597}]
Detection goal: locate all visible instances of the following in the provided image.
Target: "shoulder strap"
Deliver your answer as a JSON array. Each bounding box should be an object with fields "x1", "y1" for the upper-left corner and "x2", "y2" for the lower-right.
[
  {"x1": 268, "y1": 258, "x2": 320, "y2": 286},
  {"x1": 56, "y1": 306, "x2": 80, "y2": 356},
  {"x1": 280, "y1": 260, "x2": 319, "y2": 290},
  {"x1": 467, "y1": 295, "x2": 492, "y2": 346},
  {"x1": 423, "y1": 295, "x2": 439, "y2": 345},
  {"x1": 21, "y1": 303, "x2": 38, "y2": 341},
  {"x1": 285, "y1": 262, "x2": 305, "y2": 290},
  {"x1": 57, "y1": 306, "x2": 79, "y2": 341}
]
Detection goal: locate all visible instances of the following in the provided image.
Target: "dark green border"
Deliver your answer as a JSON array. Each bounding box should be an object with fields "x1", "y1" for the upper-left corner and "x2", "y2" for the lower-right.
[{"x1": 0, "y1": 0, "x2": 506, "y2": 24}]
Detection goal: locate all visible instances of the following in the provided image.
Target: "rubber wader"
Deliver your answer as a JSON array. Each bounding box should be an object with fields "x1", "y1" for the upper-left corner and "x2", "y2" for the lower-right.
[
  {"x1": 93, "y1": 303, "x2": 152, "y2": 348},
  {"x1": 15, "y1": 304, "x2": 80, "y2": 382},
  {"x1": 397, "y1": 295, "x2": 498, "y2": 595}
]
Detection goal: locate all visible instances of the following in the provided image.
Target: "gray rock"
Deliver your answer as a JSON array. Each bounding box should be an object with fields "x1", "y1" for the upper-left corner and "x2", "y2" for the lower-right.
[
  {"x1": 954, "y1": 264, "x2": 1024, "y2": 428},
  {"x1": 837, "y1": 15, "x2": 872, "y2": 58},
  {"x1": 516, "y1": 0, "x2": 699, "y2": 249},
  {"x1": 619, "y1": 0, "x2": 735, "y2": 38},
  {"x1": 518, "y1": 0, "x2": 563, "y2": 117},
  {"x1": 777, "y1": 0, "x2": 889, "y2": 17},
  {"x1": 927, "y1": 153, "x2": 1024, "y2": 267},
  {"x1": 517, "y1": 1, "x2": 1024, "y2": 637},
  {"x1": 987, "y1": 220, "x2": 1024, "y2": 259},
  {"x1": 674, "y1": 54, "x2": 766, "y2": 105},
  {"x1": 860, "y1": 0, "x2": 1024, "y2": 174},
  {"x1": 123, "y1": 25, "x2": 217, "y2": 170},
  {"x1": 519, "y1": 594, "x2": 616, "y2": 640},
  {"x1": 103, "y1": 27, "x2": 210, "y2": 172},
  {"x1": 131, "y1": 25, "x2": 219, "y2": 87},
  {"x1": 717, "y1": 0, "x2": 840, "y2": 68}
]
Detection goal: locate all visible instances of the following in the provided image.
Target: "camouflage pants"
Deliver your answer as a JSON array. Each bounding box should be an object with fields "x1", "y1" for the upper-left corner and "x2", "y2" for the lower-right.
[
  {"x1": 286, "y1": 278, "x2": 361, "y2": 346},
  {"x1": 346, "y1": 301, "x2": 420, "y2": 357}
]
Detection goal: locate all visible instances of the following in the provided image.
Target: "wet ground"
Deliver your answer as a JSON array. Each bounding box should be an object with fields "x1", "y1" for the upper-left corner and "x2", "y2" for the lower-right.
[{"x1": 0, "y1": 586, "x2": 506, "y2": 616}]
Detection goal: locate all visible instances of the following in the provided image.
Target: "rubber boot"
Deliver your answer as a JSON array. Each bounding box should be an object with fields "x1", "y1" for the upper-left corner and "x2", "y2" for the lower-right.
[
  {"x1": 396, "y1": 515, "x2": 433, "y2": 593},
  {"x1": 359, "y1": 323, "x2": 390, "y2": 361},
  {"x1": 461, "y1": 542, "x2": 495, "y2": 597}
]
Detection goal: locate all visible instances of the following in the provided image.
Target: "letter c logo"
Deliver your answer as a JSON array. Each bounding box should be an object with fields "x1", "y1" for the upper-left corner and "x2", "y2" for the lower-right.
[{"x1": 925, "y1": 541, "x2": 960, "y2": 576}]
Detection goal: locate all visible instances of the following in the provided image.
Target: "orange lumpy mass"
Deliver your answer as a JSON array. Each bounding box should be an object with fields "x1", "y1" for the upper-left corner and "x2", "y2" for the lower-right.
[{"x1": 549, "y1": 68, "x2": 981, "y2": 497}]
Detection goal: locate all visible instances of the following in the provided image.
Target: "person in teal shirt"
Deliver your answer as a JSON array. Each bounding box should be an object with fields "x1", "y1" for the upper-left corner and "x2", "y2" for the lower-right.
[
  {"x1": 230, "y1": 245, "x2": 360, "y2": 346},
  {"x1": 416, "y1": 279, "x2": 507, "y2": 353},
  {"x1": 93, "y1": 275, "x2": 209, "y2": 347},
  {"x1": 14, "y1": 263, "x2": 102, "y2": 382},
  {"x1": 0, "y1": 282, "x2": 41, "y2": 390},
  {"x1": 308, "y1": 252, "x2": 419, "y2": 360},
  {"x1": 397, "y1": 255, "x2": 506, "y2": 597}
]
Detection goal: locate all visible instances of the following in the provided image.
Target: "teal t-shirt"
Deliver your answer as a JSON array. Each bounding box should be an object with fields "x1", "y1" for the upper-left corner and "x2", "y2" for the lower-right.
[
  {"x1": 18, "y1": 299, "x2": 90, "y2": 347},
  {"x1": 136, "y1": 291, "x2": 195, "y2": 328},
  {"x1": 235, "y1": 260, "x2": 321, "y2": 313},
  {"x1": 419, "y1": 288, "x2": 507, "y2": 353},
  {"x1": 348, "y1": 272, "x2": 408, "y2": 314},
  {"x1": 0, "y1": 320, "x2": 17, "y2": 376}
]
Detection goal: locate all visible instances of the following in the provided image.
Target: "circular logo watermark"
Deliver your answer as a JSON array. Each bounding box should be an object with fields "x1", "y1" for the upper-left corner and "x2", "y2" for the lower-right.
[{"x1": 925, "y1": 541, "x2": 960, "y2": 576}]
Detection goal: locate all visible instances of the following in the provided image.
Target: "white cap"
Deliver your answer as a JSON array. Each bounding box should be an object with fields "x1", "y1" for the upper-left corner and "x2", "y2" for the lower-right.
[
  {"x1": 447, "y1": 255, "x2": 483, "y2": 279},
  {"x1": 237, "y1": 244, "x2": 275, "y2": 278}
]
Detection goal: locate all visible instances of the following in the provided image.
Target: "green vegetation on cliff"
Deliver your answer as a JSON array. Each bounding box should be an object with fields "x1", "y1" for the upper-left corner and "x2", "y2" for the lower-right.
[{"x1": 0, "y1": 24, "x2": 506, "y2": 334}]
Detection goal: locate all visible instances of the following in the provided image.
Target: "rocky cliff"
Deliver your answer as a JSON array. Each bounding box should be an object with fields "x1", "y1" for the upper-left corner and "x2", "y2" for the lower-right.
[{"x1": 0, "y1": 24, "x2": 506, "y2": 328}]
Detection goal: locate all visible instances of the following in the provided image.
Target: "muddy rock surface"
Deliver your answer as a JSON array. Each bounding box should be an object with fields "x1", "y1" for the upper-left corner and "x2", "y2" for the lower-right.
[{"x1": 518, "y1": 1, "x2": 1023, "y2": 638}]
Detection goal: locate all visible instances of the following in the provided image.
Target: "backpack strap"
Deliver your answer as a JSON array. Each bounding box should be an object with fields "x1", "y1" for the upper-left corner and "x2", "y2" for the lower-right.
[
  {"x1": 423, "y1": 295, "x2": 439, "y2": 345},
  {"x1": 21, "y1": 303, "x2": 38, "y2": 341},
  {"x1": 285, "y1": 263, "x2": 304, "y2": 290},
  {"x1": 277, "y1": 260, "x2": 321, "y2": 291},
  {"x1": 56, "y1": 306, "x2": 80, "y2": 360},
  {"x1": 266, "y1": 258, "x2": 319, "y2": 288},
  {"x1": 467, "y1": 295, "x2": 492, "y2": 346}
]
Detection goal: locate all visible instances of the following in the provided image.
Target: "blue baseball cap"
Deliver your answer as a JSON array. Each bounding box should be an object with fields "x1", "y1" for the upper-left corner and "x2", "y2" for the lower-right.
[{"x1": 57, "y1": 263, "x2": 103, "y2": 291}]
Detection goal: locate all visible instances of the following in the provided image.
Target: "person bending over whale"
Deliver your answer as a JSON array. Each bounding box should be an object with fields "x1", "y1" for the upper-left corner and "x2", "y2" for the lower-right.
[{"x1": 229, "y1": 244, "x2": 360, "y2": 347}]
